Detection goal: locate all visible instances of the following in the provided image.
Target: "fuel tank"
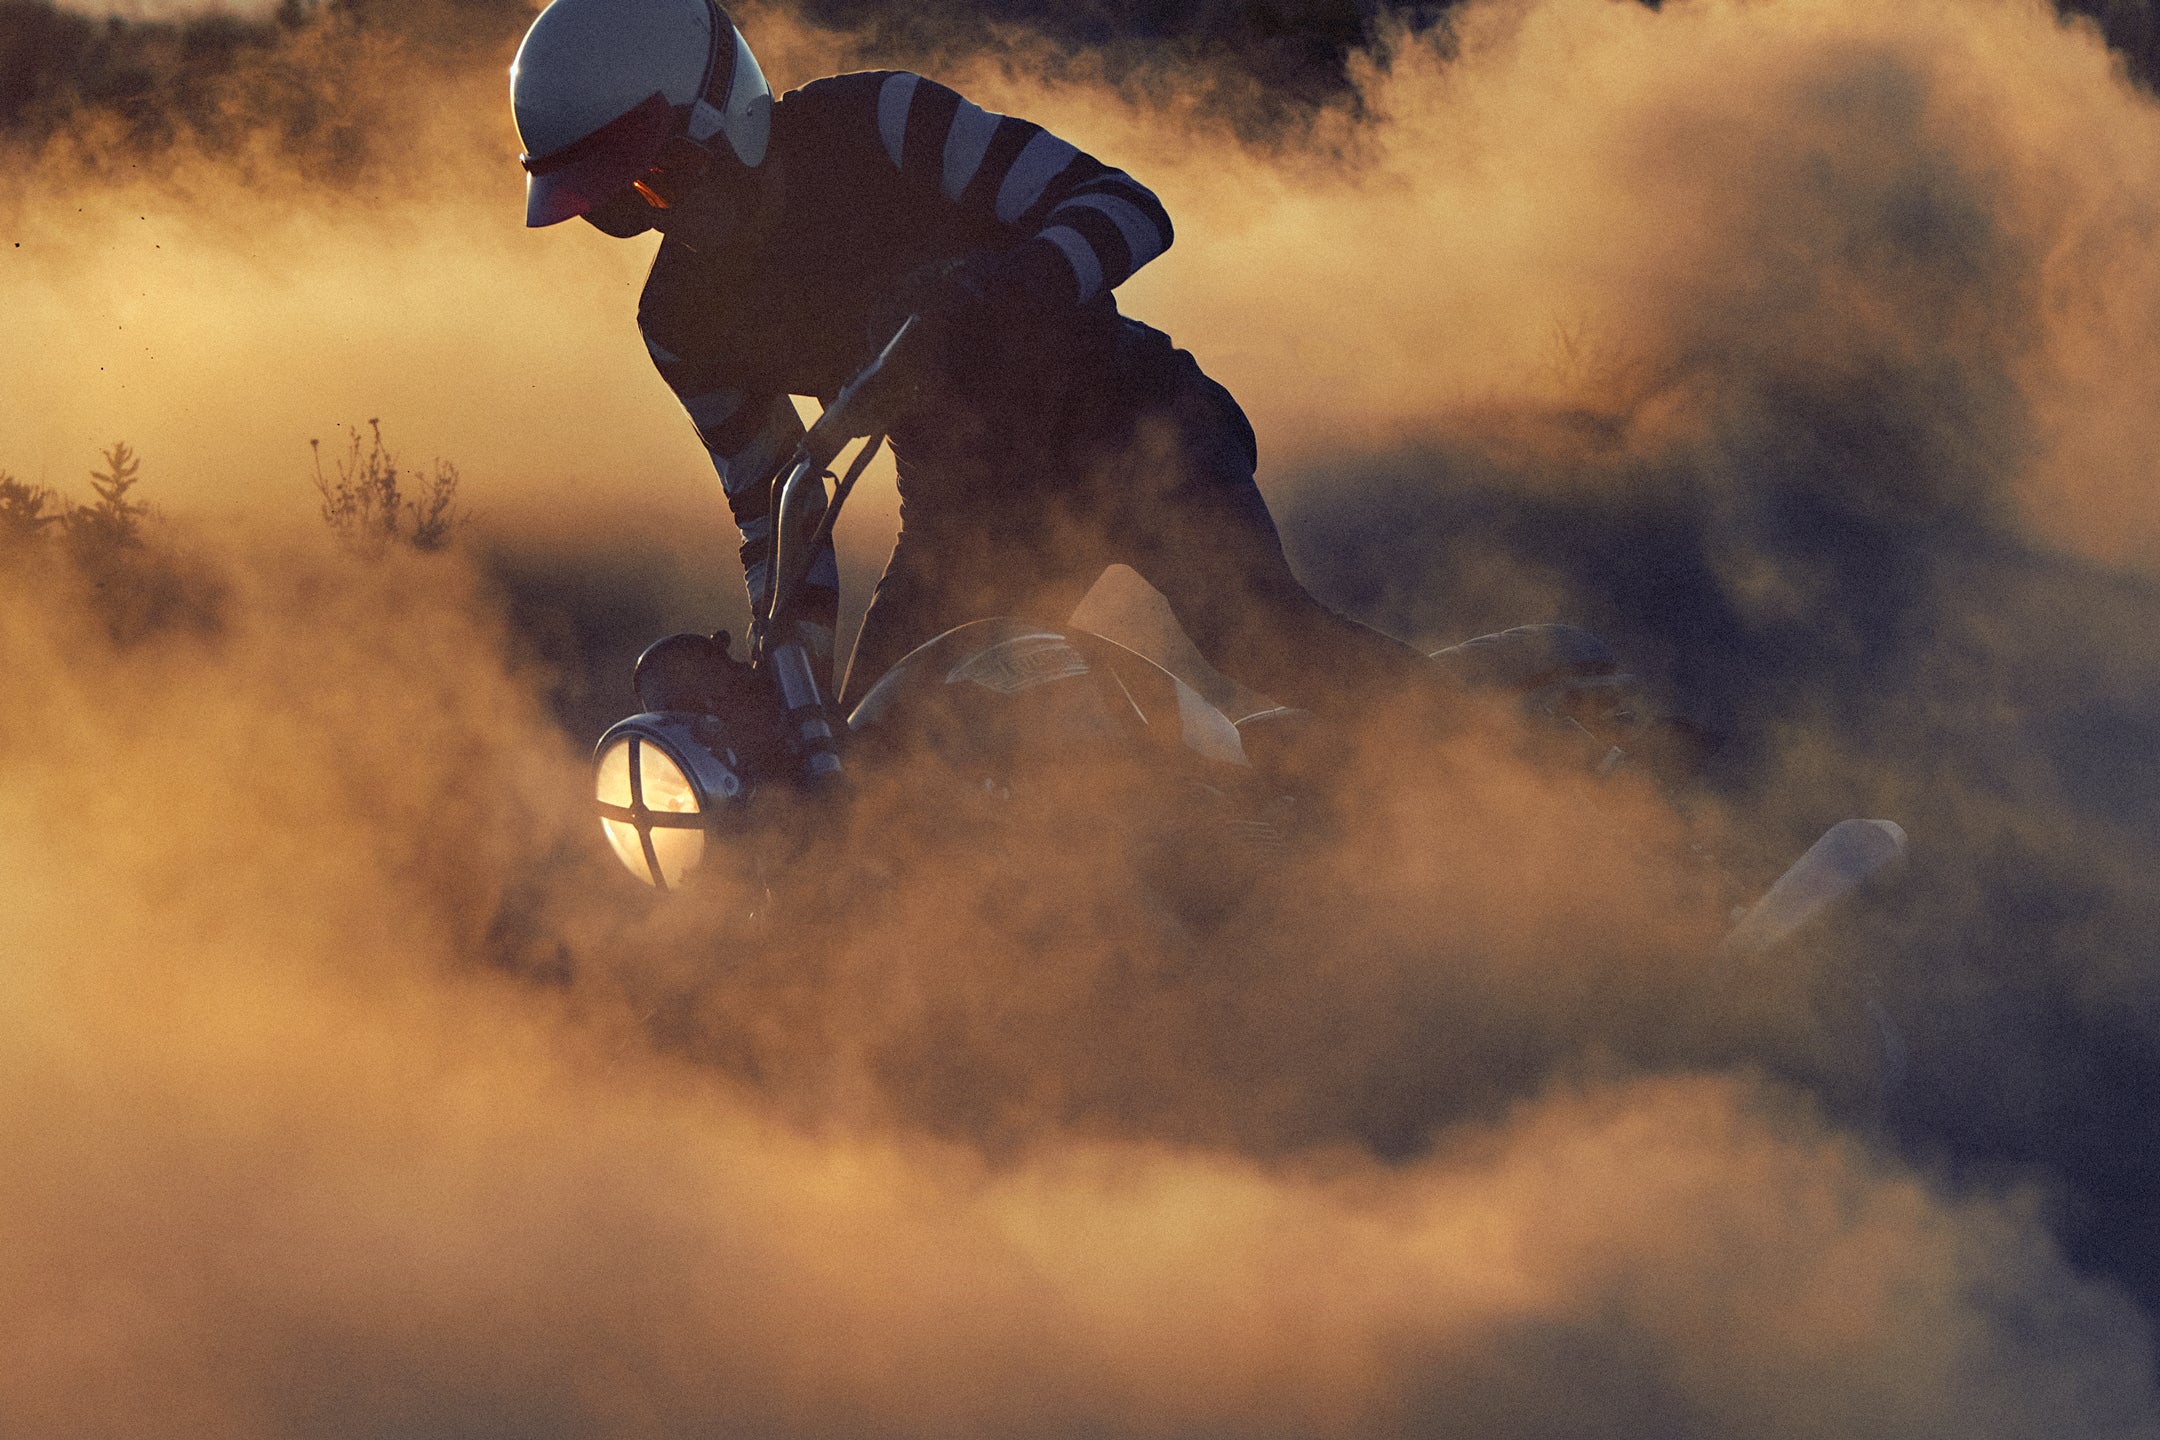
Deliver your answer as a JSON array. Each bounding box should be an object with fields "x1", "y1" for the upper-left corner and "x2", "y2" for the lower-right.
[{"x1": 845, "y1": 619, "x2": 1249, "y2": 776}]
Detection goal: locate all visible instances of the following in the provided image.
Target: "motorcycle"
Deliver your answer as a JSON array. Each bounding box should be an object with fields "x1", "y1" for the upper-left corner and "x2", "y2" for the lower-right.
[{"x1": 590, "y1": 318, "x2": 1908, "y2": 976}]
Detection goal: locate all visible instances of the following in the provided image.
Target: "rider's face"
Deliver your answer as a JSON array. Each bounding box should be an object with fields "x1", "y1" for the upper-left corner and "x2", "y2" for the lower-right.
[
  {"x1": 577, "y1": 136, "x2": 762, "y2": 250},
  {"x1": 581, "y1": 186, "x2": 659, "y2": 238}
]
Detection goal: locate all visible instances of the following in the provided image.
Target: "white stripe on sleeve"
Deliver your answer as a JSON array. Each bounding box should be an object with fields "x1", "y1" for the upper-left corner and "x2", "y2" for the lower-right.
[
  {"x1": 684, "y1": 389, "x2": 743, "y2": 432},
  {"x1": 877, "y1": 72, "x2": 919, "y2": 169},
  {"x1": 1038, "y1": 225, "x2": 1105, "y2": 303},
  {"x1": 942, "y1": 99, "x2": 1002, "y2": 200},
  {"x1": 995, "y1": 131, "x2": 1080, "y2": 223},
  {"x1": 709, "y1": 398, "x2": 800, "y2": 499},
  {"x1": 712, "y1": 437, "x2": 775, "y2": 498},
  {"x1": 1056, "y1": 191, "x2": 1166, "y2": 270}
]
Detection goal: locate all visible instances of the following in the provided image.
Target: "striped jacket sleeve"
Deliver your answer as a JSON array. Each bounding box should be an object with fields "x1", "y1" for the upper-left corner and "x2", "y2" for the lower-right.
[
  {"x1": 869, "y1": 72, "x2": 1174, "y2": 303},
  {"x1": 639, "y1": 328, "x2": 839, "y2": 665}
]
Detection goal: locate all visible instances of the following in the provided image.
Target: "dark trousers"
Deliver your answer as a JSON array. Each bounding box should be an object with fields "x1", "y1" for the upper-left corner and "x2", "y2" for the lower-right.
[{"x1": 838, "y1": 320, "x2": 1428, "y2": 716}]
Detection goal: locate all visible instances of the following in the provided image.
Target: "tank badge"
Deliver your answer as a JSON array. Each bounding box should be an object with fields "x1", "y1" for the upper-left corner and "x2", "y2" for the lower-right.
[{"x1": 947, "y1": 633, "x2": 1090, "y2": 695}]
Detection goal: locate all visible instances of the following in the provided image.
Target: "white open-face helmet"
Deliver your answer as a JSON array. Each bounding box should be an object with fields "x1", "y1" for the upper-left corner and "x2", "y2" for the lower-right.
[{"x1": 512, "y1": 0, "x2": 772, "y2": 228}]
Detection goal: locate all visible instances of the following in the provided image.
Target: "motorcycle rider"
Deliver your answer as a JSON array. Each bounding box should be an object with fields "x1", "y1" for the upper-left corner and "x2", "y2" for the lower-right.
[{"x1": 510, "y1": 0, "x2": 1447, "y2": 720}]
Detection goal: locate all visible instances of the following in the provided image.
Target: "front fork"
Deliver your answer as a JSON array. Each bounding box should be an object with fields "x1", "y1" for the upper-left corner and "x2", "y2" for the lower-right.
[{"x1": 766, "y1": 637, "x2": 844, "y2": 784}]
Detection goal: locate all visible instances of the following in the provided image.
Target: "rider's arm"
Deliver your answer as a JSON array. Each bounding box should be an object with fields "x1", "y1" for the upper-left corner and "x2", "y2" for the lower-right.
[
  {"x1": 865, "y1": 72, "x2": 1175, "y2": 304},
  {"x1": 639, "y1": 328, "x2": 840, "y2": 664}
]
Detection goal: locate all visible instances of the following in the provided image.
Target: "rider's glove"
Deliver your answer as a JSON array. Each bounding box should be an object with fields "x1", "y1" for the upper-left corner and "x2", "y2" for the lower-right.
[
  {"x1": 892, "y1": 240, "x2": 1081, "y2": 388},
  {"x1": 940, "y1": 240, "x2": 1078, "y2": 325}
]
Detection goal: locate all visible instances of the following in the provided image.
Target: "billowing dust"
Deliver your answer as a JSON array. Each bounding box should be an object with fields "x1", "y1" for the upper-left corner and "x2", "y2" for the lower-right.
[
  {"x1": 3, "y1": 533, "x2": 2152, "y2": 1436},
  {"x1": 7, "y1": 0, "x2": 2160, "y2": 1434}
]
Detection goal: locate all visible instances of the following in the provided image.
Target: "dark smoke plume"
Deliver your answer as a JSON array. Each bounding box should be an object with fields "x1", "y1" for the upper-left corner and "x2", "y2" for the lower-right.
[
  {"x1": 0, "y1": 0, "x2": 1448, "y2": 171},
  {"x1": 6, "y1": 0, "x2": 2157, "y2": 182},
  {"x1": 766, "y1": 0, "x2": 1456, "y2": 135}
]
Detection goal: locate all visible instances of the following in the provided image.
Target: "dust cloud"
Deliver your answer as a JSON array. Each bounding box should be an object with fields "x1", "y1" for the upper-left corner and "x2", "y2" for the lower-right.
[
  {"x1": 9, "y1": 0, "x2": 2160, "y2": 1433},
  {"x1": 2, "y1": 529, "x2": 2155, "y2": 1437}
]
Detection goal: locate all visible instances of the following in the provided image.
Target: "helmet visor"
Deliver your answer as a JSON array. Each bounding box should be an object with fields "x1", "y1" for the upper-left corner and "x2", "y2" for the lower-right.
[{"x1": 521, "y1": 90, "x2": 677, "y2": 228}]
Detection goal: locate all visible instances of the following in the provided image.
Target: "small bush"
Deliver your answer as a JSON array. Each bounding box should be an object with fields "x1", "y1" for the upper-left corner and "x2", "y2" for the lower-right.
[
  {"x1": 67, "y1": 441, "x2": 149, "y2": 556},
  {"x1": 311, "y1": 419, "x2": 468, "y2": 556},
  {"x1": 0, "y1": 442, "x2": 226, "y2": 643},
  {"x1": 1, "y1": 442, "x2": 152, "y2": 562},
  {"x1": 0, "y1": 473, "x2": 63, "y2": 547}
]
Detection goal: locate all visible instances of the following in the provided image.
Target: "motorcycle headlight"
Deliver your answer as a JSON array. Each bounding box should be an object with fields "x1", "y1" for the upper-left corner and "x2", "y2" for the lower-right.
[{"x1": 593, "y1": 715, "x2": 745, "y2": 889}]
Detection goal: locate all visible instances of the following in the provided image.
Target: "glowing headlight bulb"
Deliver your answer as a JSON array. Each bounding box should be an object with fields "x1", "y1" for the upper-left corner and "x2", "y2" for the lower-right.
[{"x1": 594, "y1": 731, "x2": 708, "y2": 889}]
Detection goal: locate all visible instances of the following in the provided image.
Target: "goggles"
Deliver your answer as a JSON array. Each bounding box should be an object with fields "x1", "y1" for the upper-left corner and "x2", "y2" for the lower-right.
[{"x1": 521, "y1": 91, "x2": 679, "y2": 228}]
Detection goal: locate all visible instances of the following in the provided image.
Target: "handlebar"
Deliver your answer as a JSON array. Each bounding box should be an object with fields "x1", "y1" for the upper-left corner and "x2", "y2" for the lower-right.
[
  {"x1": 760, "y1": 316, "x2": 923, "y2": 651},
  {"x1": 745, "y1": 317, "x2": 926, "y2": 789}
]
